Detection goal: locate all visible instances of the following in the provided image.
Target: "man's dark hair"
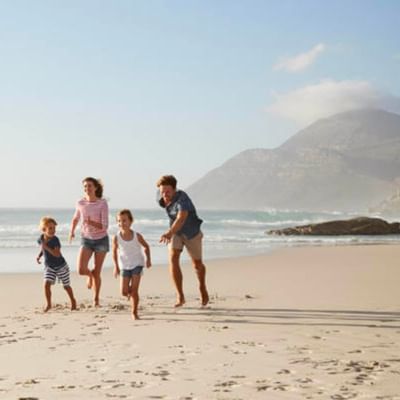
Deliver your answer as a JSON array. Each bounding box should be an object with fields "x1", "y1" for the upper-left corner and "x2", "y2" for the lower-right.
[{"x1": 156, "y1": 175, "x2": 177, "y2": 189}]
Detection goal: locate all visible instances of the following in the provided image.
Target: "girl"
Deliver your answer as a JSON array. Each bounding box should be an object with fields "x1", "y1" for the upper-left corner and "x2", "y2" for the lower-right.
[
  {"x1": 69, "y1": 177, "x2": 109, "y2": 307},
  {"x1": 112, "y1": 209, "x2": 151, "y2": 320}
]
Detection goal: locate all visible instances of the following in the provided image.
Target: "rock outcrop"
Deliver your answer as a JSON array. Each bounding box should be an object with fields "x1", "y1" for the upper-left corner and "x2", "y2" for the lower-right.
[{"x1": 268, "y1": 217, "x2": 400, "y2": 236}]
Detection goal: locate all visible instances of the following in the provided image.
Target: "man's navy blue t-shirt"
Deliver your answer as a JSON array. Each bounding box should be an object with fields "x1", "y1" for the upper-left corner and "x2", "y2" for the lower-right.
[
  {"x1": 159, "y1": 190, "x2": 202, "y2": 239},
  {"x1": 37, "y1": 235, "x2": 66, "y2": 270}
]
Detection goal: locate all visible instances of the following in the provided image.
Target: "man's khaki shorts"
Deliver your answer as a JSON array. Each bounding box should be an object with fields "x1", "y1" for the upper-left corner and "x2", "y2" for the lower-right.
[{"x1": 169, "y1": 231, "x2": 203, "y2": 260}]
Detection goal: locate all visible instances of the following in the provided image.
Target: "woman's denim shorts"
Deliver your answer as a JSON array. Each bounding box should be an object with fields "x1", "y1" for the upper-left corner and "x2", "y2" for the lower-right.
[{"x1": 81, "y1": 235, "x2": 110, "y2": 253}]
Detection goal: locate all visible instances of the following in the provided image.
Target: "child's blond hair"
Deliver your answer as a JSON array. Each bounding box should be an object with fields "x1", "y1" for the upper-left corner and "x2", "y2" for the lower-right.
[{"x1": 39, "y1": 216, "x2": 58, "y2": 231}]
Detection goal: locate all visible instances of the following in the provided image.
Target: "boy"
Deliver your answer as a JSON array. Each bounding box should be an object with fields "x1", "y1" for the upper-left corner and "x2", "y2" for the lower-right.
[{"x1": 37, "y1": 217, "x2": 77, "y2": 312}]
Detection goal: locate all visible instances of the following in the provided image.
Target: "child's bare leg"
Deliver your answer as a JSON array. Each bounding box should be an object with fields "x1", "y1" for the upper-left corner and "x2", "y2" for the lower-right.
[
  {"x1": 77, "y1": 247, "x2": 94, "y2": 289},
  {"x1": 64, "y1": 286, "x2": 77, "y2": 310},
  {"x1": 44, "y1": 281, "x2": 52, "y2": 312},
  {"x1": 131, "y1": 275, "x2": 141, "y2": 320},
  {"x1": 121, "y1": 276, "x2": 130, "y2": 298}
]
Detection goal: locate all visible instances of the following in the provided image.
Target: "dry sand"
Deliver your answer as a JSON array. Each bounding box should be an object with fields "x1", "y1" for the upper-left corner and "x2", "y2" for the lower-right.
[{"x1": 0, "y1": 244, "x2": 400, "y2": 399}]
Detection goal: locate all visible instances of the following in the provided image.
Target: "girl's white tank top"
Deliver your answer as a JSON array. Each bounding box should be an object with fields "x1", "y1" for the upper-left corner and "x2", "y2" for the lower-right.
[{"x1": 117, "y1": 231, "x2": 145, "y2": 270}]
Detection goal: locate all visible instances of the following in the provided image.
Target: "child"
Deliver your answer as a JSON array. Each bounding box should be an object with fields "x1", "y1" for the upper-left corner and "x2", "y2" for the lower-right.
[
  {"x1": 112, "y1": 209, "x2": 151, "y2": 320},
  {"x1": 37, "y1": 217, "x2": 77, "y2": 312}
]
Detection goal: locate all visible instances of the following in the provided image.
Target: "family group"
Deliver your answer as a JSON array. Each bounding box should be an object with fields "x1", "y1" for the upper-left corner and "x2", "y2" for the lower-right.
[{"x1": 36, "y1": 175, "x2": 209, "y2": 320}]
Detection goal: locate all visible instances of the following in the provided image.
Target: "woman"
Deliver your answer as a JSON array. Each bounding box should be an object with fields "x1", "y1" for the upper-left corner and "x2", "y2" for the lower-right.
[{"x1": 69, "y1": 177, "x2": 109, "y2": 306}]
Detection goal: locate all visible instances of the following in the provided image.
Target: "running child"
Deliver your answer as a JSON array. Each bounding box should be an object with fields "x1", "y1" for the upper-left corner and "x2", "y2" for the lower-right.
[
  {"x1": 112, "y1": 209, "x2": 151, "y2": 320},
  {"x1": 37, "y1": 217, "x2": 77, "y2": 312}
]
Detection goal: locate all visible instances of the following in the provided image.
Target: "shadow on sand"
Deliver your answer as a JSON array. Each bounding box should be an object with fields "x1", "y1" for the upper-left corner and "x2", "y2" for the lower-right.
[{"x1": 144, "y1": 306, "x2": 400, "y2": 329}]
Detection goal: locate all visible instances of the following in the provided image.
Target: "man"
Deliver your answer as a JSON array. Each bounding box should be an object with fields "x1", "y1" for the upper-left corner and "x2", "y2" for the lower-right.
[{"x1": 157, "y1": 175, "x2": 209, "y2": 307}]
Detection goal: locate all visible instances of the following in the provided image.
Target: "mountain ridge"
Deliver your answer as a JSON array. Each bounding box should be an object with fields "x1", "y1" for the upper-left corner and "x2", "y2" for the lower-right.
[{"x1": 187, "y1": 108, "x2": 400, "y2": 212}]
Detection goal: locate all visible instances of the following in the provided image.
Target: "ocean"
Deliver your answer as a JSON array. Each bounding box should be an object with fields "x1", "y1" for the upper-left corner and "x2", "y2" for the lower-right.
[{"x1": 0, "y1": 208, "x2": 399, "y2": 273}]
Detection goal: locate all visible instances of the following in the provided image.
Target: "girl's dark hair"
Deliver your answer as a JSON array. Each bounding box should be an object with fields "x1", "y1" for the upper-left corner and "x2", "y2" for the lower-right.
[{"x1": 83, "y1": 177, "x2": 104, "y2": 198}]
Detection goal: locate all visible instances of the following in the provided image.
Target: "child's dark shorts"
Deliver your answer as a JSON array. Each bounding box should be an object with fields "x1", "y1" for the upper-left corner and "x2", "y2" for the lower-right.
[{"x1": 121, "y1": 266, "x2": 143, "y2": 278}]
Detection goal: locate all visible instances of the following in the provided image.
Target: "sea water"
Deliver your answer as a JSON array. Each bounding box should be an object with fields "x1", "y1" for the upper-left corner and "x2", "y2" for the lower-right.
[{"x1": 0, "y1": 208, "x2": 399, "y2": 273}]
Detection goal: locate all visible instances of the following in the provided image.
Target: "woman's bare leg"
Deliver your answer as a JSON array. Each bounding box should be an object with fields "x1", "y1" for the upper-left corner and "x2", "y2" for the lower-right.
[
  {"x1": 92, "y1": 251, "x2": 107, "y2": 306},
  {"x1": 77, "y1": 247, "x2": 94, "y2": 289}
]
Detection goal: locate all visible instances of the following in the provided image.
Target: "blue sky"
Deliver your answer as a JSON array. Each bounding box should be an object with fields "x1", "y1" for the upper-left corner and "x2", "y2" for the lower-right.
[{"x1": 1, "y1": 0, "x2": 399, "y2": 208}]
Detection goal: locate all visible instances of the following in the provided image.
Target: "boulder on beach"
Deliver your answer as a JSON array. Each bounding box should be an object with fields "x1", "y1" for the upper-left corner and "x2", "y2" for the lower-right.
[{"x1": 268, "y1": 217, "x2": 400, "y2": 236}]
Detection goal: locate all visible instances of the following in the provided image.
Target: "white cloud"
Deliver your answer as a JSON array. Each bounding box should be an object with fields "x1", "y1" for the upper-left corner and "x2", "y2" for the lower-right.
[
  {"x1": 274, "y1": 43, "x2": 325, "y2": 73},
  {"x1": 267, "y1": 79, "x2": 400, "y2": 126}
]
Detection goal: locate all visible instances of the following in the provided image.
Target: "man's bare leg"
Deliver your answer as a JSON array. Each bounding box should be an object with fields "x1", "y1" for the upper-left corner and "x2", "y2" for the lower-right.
[
  {"x1": 169, "y1": 249, "x2": 185, "y2": 307},
  {"x1": 192, "y1": 259, "x2": 209, "y2": 306}
]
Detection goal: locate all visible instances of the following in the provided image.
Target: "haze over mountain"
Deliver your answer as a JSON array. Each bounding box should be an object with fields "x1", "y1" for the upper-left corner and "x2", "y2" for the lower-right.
[{"x1": 187, "y1": 109, "x2": 400, "y2": 212}]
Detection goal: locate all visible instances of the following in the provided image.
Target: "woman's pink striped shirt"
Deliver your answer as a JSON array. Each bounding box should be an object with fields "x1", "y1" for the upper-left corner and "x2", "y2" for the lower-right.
[{"x1": 73, "y1": 198, "x2": 109, "y2": 240}]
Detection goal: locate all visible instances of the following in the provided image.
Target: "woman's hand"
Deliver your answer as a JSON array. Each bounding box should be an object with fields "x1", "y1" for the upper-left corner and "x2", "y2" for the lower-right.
[{"x1": 85, "y1": 216, "x2": 103, "y2": 231}]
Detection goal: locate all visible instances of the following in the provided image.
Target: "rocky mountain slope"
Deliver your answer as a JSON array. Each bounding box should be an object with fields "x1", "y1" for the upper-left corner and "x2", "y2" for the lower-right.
[{"x1": 187, "y1": 109, "x2": 400, "y2": 211}]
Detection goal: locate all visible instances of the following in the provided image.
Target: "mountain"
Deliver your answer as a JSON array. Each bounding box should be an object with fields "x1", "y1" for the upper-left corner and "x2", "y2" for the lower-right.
[{"x1": 186, "y1": 109, "x2": 400, "y2": 212}]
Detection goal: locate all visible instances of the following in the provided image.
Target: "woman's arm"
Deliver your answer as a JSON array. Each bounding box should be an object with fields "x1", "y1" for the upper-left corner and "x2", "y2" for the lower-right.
[{"x1": 69, "y1": 207, "x2": 81, "y2": 242}]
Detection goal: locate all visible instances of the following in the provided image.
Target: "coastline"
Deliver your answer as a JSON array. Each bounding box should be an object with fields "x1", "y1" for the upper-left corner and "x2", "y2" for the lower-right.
[{"x1": 1, "y1": 244, "x2": 399, "y2": 399}]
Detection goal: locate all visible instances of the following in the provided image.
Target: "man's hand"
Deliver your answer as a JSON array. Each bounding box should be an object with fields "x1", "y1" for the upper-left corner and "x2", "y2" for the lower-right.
[{"x1": 159, "y1": 230, "x2": 172, "y2": 244}]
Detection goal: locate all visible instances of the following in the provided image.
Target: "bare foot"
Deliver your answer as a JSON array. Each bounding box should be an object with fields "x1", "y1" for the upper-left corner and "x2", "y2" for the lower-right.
[
  {"x1": 87, "y1": 275, "x2": 93, "y2": 289},
  {"x1": 44, "y1": 304, "x2": 51, "y2": 312},
  {"x1": 71, "y1": 299, "x2": 77, "y2": 311},
  {"x1": 94, "y1": 299, "x2": 100, "y2": 307},
  {"x1": 174, "y1": 297, "x2": 185, "y2": 308},
  {"x1": 132, "y1": 312, "x2": 140, "y2": 320},
  {"x1": 201, "y1": 290, "x2": 209, "y2": 307}
]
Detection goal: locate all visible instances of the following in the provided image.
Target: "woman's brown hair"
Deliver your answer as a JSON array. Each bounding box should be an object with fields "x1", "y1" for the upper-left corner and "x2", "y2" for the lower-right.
[{"x1": 83, "y1": 177, "x2": 104, "y2": 198}]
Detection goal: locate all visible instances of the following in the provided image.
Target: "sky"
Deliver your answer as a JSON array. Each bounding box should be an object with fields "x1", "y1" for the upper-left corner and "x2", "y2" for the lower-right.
[{"x1": 0, "y1": 0, "x2": 399, "y2": 209}]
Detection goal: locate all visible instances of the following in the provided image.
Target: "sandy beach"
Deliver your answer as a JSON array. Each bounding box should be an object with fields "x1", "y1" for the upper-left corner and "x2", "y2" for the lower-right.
[{"x1": 1, "y1": 244, "x2": 400, "y2": 399}]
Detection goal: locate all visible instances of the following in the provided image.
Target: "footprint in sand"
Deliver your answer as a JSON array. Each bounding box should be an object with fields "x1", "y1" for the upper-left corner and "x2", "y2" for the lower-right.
[
  {"x1": 18, "y1": 398, "x2": 39, "y2": 400},
  {"x1": 53, "y1": 384, "x2": 76, "y2": 390},
  {"x1": 277, "y1": 369, "x2": 291, "y2": 375},
  {"x1": 214, "y1": 380, "x2": 239, "y2": 391},
  {"x1": 130, "y1": 381, "x2": 145, "y2": 388}
]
